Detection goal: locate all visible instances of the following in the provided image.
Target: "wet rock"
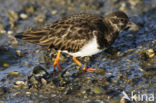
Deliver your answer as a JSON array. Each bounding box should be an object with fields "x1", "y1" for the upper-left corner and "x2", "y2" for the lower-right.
[
  {"x1": 34, "y1": 14, "x2": 46, "y2": 23},
  {"x1": 8, "y1": 71, "x2": 20, "y2": 77},
  {"x1": 128, "y1": 0, "x2": 142, "y2": 7},
  {"x1": 139, "y1": 49, "x2": 155, "y2": 61},
  {"x1": 16, "y1": 50, "x2": 25, "y2": 57},
  {"x1": 52, "y1": 74, "x2": 70, "y2": 87},
  {"x1": 14, "y1": 81, "x2": 26, "y2": 85},
  {"x1": 2, "y1": 62, "x2": 9, "y2": 68},
  {"x1": 26, "y1": 92, "x2": 31, "y2": 96},
  {"x1": 32, "y1": 66, "x2": 49, "y2": 77},
  {"x1": 118, "y1": 49, "x2": 134, "y2": 57},
  {"x1": 14, "y1": 81, "x2": 27, "y2": 90},
  {"x1": 92, "y1": 87, "x2": 105, "y2": 94},
  {"x1": 8, "y1": 10, "x2": 18, "y2": 29},
  {"x1": 119, "y1": 3, "x2": 128, "y2": 11},
  {"x1": 143, "y1": 67, "x2": 156, "y2": 77},
  {"x1": 64, "y1": 85, "x2": 81, "y2": 95},
  {"x1": 7, "y1": 30, "x2": 13, "y2": 35},
  {"x1": 27, "y1": 76, "x2": 39, "y2": 88},
  {"x1": 23, "y1": 4, "x2": 35, "y2": 15},
  {"x1": 51, "y1": 10, "x2": 57, "y2": 15},
  {"x1": 0, "y1": 47, "x2": 19, "y2": 67},
  {"x1": 41, "y1": 78, "x2": 47, "y2": 85},
  {"x1": 8, "y1": 32, "x2": 18, "y2": 45},
  {"x1": 95, "y1": 68, "x2": 106, "y2": 75},
  {"x1": 0, "y1": 24, "x2": 6, "y2": 34},
  {"x1": 146, "y1": 49, "x2": 155, "y2": 58},
  {"x1": 27, "y1": 66, "x2": 49, "y2": 88},
  {"x1": 13, "y1": 92, "x2": 20, "y2": 97},
  {"x1": 0, "y1": 87, "x2": 8, "y2": 96}
]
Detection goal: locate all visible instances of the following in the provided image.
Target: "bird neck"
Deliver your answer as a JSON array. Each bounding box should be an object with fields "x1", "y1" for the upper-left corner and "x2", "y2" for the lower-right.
[
  {"x1": 107, "y1": 19, "x2": 120, "y2": 32},
  {"x1": 102, "y1": 19, "x2": 119, "y2": 46}
]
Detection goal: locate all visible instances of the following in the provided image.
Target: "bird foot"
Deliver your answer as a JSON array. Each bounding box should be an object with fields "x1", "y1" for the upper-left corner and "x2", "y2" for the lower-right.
[
  {"x1": 82, "y1": 67, "x2": 96, "y2": 72},
  {"x1": 53, "y1": 59, "x2": 63, "y2": 71},
  {"x1": 53, "y1": 51, "x2": 63, "y2": 72}
]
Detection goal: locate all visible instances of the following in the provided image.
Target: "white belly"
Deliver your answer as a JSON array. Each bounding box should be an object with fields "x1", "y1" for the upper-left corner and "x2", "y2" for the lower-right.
[{"x1": 64, "y1": 37, "x2": 103, "y2": 57}]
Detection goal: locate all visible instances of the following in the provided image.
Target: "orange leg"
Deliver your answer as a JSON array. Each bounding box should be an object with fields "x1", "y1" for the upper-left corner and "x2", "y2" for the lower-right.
[
  {"x1": 72, "y1": 57, "x2": 96, "y2": 72},
  {"x1": 53, "y1": 51, "x2": 63, "y2": 71}
]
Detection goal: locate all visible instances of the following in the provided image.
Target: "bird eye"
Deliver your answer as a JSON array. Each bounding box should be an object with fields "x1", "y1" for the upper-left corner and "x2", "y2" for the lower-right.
[{"x1": 120, "y1": 18, "x2": 124, "y2": 22}]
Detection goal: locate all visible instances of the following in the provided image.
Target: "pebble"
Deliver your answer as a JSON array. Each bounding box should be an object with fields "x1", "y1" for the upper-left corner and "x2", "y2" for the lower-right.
[
  {"x1": 41, "y1": 78, "x2": 47, "y2": 85},
  {"x1": 20, "y1": 13, "x2": 28, "y2": 20},
  {"x1": 51, "y1": 10, "x2": 57, "y2": 15},
  {"x1": 0, "y1": 24, "x2": 6, "y2": 34},
  {"x1": 7, "y1": 31, "x2": 13, "y2": 35},
  {"x1": 16, "y1": 50, "x2": 24, "y2": 57},
  {"x1": 140, "y1": 49, "x2": 155, "y2": 61},
  {"x1": 35, "y1": 50, "x2": 40, "y2": 53},
  {"x1": 8, "y1": 10, "x2": 18, "y2": 29},
  {"x1": 146, "y1": 49, "x2": 155, "y2": 58},
  {"x1": 23, "y1": 5, "x2": 35, "y2": 14},
  {"x1": 8, "y1": 33, "x2": 18, "y2": 45},
  {"x1": 129, "y1": 0, "x2": 141, "y2": 7},
  {"x1": 0, "y1": 30, "x2": 6, "y2": 34},
  {"x1": 3, "y1": 63, "x2": 9, "y2": 68},
  {"x1": 13, "y1": 92, "x2": 20, "y2": 96},
  {"x1": 26, "y1": 92, "x2": 31, "y2": 96},
  {"x1": 51, "y1": 94, "x2": 56, "y2": 97},
  {"x1": 34, "y1": 14, "x2": 46, "y2": 23},
  {"x1": 8, "y1": 71, "x2": 20, "y2": 77},
  {"x1": 92, "y1": 87, "x2": 105, "y2": 94},
  {"x1": 119, "y1": 3, "x2": 127, "y2": 11},
  {"x1": 14, "y1": 81, "x2": 25, "y2": 85}
]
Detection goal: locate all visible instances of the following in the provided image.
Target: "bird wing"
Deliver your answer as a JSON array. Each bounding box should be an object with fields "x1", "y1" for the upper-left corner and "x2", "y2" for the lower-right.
[{"x1": 16, "y1": 14, "x2": 104, "y2": 53}]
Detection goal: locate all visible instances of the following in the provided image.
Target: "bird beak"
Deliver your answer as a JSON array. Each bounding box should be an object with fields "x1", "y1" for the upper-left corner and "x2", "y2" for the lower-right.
[
  {"x1": 127, "y1": 21, "x2": 137, "y2": 27},
  {"x1": 126, "y1": 21, "x2": 139, "y2": 31}
]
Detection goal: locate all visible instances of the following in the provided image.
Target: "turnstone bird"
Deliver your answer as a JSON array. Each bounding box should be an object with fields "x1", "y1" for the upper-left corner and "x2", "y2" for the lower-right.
[{"x1": 15, "y1": 11, "x2": 138, "y2": 72}]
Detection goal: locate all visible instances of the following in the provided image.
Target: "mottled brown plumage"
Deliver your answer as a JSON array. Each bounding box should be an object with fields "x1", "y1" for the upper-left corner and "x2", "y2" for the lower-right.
[{"x1": 16, "y1": 11, "x2": 131, "y2": 54}]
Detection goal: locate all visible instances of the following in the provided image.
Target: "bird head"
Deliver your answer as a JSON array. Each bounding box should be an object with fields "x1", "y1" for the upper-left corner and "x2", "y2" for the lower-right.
[{"x1": 105, "y1": 11, "x2": 138, "y2": 32}]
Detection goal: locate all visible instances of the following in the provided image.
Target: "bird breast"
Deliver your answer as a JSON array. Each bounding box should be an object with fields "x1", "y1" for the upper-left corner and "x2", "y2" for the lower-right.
[{"x1": 64, "y1": 36, "x2": 103, "y2": 57}]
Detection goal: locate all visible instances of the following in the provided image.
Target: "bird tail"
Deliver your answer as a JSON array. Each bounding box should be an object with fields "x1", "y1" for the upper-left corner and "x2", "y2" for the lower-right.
[{"x1": 15, "y1": 29, "x2": 48, "y2": 44}]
